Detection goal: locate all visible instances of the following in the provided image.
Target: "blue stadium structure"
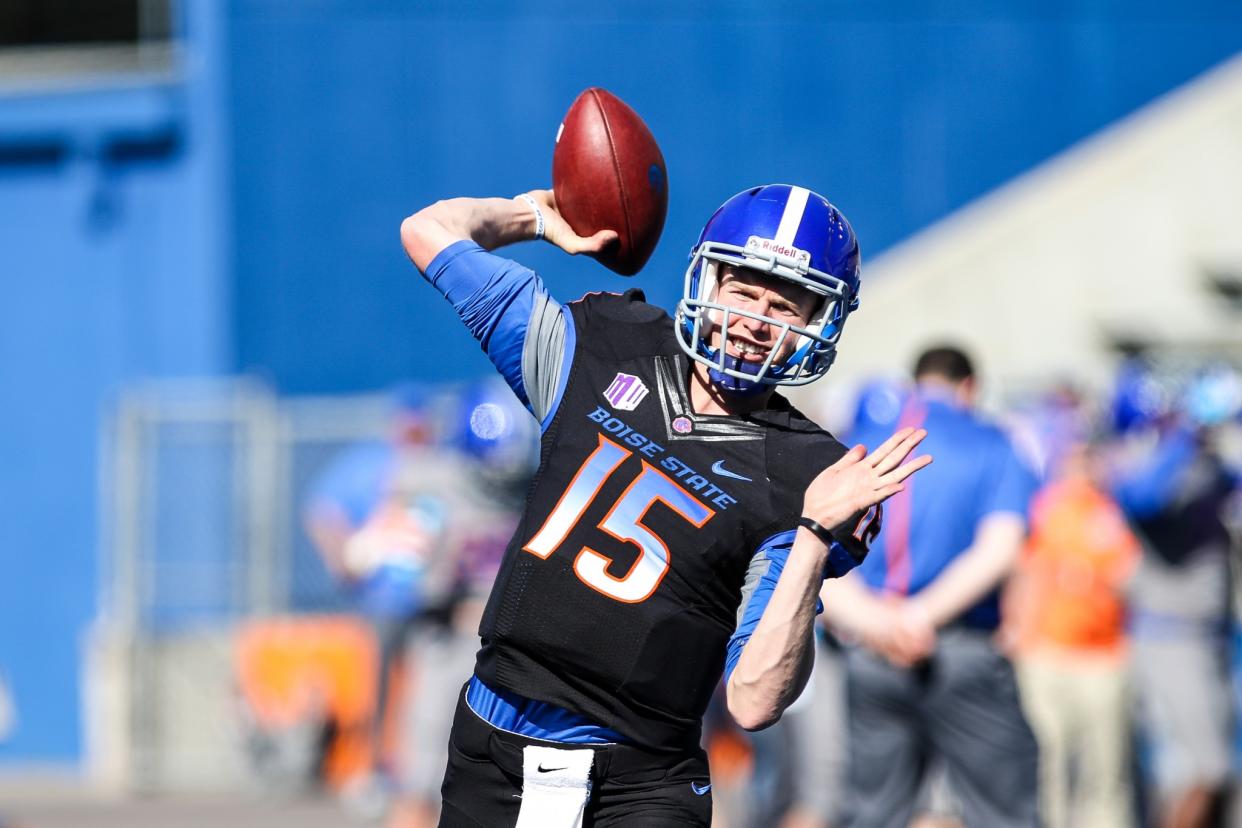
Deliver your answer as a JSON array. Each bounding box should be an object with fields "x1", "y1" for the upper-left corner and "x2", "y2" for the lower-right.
[{"x1": 0, "y1": 0, "x2": 1240, "y2": 772}]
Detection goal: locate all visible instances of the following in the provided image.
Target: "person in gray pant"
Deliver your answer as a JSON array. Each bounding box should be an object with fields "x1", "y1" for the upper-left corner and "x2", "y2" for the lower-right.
[{"x1": 822, "y1": 346, "x2": 1040, "y2": 828}]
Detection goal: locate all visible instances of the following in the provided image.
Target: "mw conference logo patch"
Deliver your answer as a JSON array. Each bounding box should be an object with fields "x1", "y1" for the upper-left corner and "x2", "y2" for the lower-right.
[{"x1": 603, "y1": 372, "x2": 649, "y2": 411}]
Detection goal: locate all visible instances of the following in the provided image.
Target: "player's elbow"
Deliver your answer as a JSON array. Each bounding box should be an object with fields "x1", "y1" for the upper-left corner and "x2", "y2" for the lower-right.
[
  {"x1": 400, "y1": 207, "x2": 433, "y2": 251},
  {"x1": 725, "y1": 678, "x2": 781, "y2": 732},
  {"x1": 400, "y1": 202, "x2": 453, "y2": 272},
  {"x1": 399, "y1": 212, "x2": 419, "y2": 242},
  {"x1": 729, "y1": 699, "x2": 781, "y2": 732}
]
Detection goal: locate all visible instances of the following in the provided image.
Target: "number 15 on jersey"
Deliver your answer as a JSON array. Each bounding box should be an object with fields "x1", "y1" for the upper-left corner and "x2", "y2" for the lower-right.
[{"x1": 524, "y1": 434, "x2": 715, "y2": 603}]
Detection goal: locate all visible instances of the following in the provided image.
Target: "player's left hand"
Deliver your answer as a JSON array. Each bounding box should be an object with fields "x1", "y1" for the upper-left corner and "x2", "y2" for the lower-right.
[{"x1": 801, "y1": 427, "x2": 931, "y2": 532}]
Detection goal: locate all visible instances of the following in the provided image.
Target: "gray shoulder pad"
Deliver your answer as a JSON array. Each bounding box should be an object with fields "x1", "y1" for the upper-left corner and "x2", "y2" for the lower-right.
[{"x1": 522, "y1": 290, "x2": 569, "y2": 423}]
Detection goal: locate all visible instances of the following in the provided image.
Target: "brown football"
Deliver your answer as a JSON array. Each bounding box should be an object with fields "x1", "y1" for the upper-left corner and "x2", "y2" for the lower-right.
[{"x1": 552, "y1": 88, "x2": 668, "y2": 276}]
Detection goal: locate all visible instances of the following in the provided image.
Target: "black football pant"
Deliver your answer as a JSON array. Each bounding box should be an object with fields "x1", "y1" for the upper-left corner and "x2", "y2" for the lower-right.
[{"x1": 438, "y1": 684, "x2": 713, "y2": 827}]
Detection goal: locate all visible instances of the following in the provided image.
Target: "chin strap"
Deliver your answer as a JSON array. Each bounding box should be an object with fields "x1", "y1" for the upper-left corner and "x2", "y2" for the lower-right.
[{"x1": 708, "y1": 353, "x2": 770, "y2": 397}]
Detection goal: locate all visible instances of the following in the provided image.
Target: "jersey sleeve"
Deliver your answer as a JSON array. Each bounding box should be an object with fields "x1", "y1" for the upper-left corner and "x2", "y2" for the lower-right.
[
  {"x1": 421, "y1": 241, "x2": 574, "y2": 426},
  {"x1": 826, "y1": 505, "x2": 882, "y2": 576}
]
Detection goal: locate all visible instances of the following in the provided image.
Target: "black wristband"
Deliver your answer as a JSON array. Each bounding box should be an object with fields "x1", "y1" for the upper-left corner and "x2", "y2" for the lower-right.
[
  {"x1": 798, "y1": 516, "x2": 866, "y2": 579},
  {"x1": 796, "y1": 516, "x2": 836, "y2": 547}
]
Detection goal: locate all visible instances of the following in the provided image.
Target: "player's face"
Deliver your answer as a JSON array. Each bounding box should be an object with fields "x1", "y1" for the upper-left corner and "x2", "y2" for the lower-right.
[{"x1": 709, "y1": 265, "x2": 820, "y2": 367}]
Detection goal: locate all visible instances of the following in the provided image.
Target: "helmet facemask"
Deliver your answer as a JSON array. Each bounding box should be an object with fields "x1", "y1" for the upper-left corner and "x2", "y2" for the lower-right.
[{"x1": 675, "y1": 241, "x2": 853, "y2": 391}]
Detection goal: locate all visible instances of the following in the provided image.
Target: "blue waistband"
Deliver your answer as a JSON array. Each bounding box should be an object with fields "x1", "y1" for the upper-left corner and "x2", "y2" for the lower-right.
[{"x1": 465, "y1": 675, "x2": 628, "y2": 745}]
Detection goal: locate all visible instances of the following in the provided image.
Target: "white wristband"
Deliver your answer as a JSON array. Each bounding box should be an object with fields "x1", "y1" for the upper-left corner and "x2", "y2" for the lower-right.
[{"x1": 517, "y1": 193, "x2": 545, "y2": 241}]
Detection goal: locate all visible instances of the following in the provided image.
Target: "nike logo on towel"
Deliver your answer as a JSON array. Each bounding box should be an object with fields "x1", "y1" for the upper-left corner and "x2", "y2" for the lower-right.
[
  {"x1": 537, "y1": 764, "x2": 568, "y2": 773},
  {"x1": 711, "y1": 460, "x2": 751, "y2": 482}
]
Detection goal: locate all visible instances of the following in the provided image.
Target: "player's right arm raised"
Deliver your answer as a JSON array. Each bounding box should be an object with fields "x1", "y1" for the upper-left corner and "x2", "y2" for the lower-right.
[
  {"x1": 399, "y1": 191, "x2": 617, "y2": 425},
  {"x1": 400, "y1": 190, "x2": 616, "y2": 272}
]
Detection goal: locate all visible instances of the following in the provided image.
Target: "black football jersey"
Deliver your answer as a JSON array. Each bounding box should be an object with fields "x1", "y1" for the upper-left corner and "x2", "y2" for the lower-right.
[{"x1": 475, "y1": 289, "x2": 860, "y2": 751}]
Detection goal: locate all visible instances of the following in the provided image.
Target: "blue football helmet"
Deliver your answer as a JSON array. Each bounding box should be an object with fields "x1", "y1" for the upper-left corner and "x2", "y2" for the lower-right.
[{"x1": 675, "y1": 184, "x2": 861, "y2": 393}]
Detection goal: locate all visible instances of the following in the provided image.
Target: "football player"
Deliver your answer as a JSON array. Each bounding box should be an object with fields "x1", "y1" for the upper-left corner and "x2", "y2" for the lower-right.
[{"x1": 400, "y1": 184, "x2": 931, "y2": 828}]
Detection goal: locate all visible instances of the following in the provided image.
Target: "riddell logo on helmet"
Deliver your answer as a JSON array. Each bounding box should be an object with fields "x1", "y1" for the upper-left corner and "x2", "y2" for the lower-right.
[{"x1": 745, "y1": 236, "x2": 811, "y2": 266}]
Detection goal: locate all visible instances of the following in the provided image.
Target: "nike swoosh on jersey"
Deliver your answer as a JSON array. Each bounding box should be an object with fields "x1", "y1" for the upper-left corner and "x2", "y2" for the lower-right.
[
  {"x1": 691, "y1": 781, "x2": 712, "y2": 795},
  {"x1": 711, "y1": 460, "x2": 752, "y2": 482}
]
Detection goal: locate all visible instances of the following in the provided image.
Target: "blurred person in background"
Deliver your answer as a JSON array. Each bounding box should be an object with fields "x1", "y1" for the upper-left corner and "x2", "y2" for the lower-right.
[
  {"x1": 303, "y1": 385, "x2": 465, "y2": 807},
  {"x1": 821, "y1": 345, "x2": 1040, "y2": 828},
  {"x1": 390, "y1": 380, "x2": 537, "y2": 828},
  {"x1": 1002, "y1": 403, "x2": 1141, "y2": 828},
  {"x1": 1107, "y1": 359, "x2": 1240, "y2": 828}
]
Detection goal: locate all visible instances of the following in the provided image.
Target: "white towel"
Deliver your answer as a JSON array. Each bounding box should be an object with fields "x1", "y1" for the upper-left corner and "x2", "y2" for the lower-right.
[{"x1": 514, "y1": 744, "x2": 595, "y2": 828}]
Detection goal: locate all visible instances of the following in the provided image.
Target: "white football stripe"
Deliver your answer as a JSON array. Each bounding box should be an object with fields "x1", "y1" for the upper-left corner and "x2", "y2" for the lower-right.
[{"x1": 773, "y1": 186, "x2": 810, "y2": 247}]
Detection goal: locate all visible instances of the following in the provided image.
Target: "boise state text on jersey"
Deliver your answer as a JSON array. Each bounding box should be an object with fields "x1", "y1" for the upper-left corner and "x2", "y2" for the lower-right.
[{"x1": 586, "y1": 406, "x2": 740, "y2": 510}]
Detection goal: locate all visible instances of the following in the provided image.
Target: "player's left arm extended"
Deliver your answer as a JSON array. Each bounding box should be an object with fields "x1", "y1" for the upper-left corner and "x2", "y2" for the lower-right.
[
  {"x1": 725, "y1": 528, "x2": 832, "y2": 731},
  {"x1": 726, "y1": 428, "x2": 930, "y2": 730}
]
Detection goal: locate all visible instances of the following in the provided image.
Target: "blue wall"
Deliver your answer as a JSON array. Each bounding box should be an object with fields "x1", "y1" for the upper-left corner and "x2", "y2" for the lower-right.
[
  {"x1": 0, "y1": 2, "x2": 231, "y2": 764},
  {"x1": 228, "y1": 0, "x2": 1242, "y2": 392},
  {"x1": 0, "y1": 0, "x2": 1240, "y2": 765}
]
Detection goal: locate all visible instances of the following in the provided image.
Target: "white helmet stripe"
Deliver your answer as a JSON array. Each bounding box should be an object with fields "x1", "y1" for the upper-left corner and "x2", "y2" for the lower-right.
[{"x1": 773, "y1": 186, "x2": 810, "y2": 247}]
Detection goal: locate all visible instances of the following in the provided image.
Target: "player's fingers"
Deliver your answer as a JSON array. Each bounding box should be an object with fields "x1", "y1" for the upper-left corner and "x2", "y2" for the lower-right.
[
  {"x1": 867, "y1": 427, "x2": 917, "y2": 467},
  {"x1": 875, "y1": 482, "x2": 905, "y2": 500},
  {"x1": 872, "y1": 429, "x2": 927, "y2": 474},
  {"x1": 821, "y1": 447, "x2": 857, "y2": 473},
  {"x1": 548, "y1": 222, "x2": 614, "y2": 255},
  {"x1": 879, "y1": 453, "x2": 933, "y2": 485},
  {"x1": 584, "y1": 228, "x2": 620, "y2": 252},
  {"x1": 825, "y1": 444, "x2": 866, "y2": 473},
  {"x1": 561, "y1": 230, "x2": 618, "y2": 255}
]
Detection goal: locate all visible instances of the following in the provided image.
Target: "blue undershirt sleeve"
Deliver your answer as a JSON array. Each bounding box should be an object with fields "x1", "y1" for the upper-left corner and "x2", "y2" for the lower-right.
[{"x1": 421, "y1": 241, "x2": 572, "y2": 423}]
